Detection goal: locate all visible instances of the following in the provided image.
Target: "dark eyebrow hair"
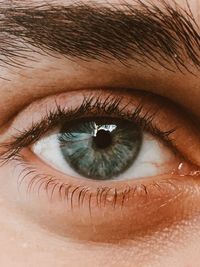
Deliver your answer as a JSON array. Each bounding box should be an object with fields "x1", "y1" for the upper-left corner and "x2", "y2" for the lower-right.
[{"x1": 0, "y1": 0, "x2": 199, "y2": 72}]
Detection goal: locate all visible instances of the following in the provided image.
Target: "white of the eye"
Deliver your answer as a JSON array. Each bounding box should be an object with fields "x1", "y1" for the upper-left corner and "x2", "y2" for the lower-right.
[
  {"x1": 32, "y1": 131, "x2": 174, "y2": 181},
  {"x1": 117, "y1": 134, "x2": 173, "y2": 180},
  {"x1": 33, "y1": 132, "x2": 83, "y2": 178}
]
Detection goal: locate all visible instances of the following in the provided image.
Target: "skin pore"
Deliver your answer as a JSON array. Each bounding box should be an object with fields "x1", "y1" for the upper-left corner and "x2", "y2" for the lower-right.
[{"x1": 0, "y1": 0, "x2": 200, "y2": 267}]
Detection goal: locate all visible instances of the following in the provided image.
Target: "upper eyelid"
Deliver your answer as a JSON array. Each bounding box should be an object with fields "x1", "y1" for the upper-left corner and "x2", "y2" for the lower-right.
[
  {"x1": 0, "y1": 93, "x2": 174, "y2": 156},
  {"x1": 0, "y1": 89, "x2": 199, "y2": 168}
]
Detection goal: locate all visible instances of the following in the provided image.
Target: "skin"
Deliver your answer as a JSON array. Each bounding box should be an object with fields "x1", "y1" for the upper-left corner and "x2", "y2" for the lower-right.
[{"x1": 0, "y1": 0, "x2": 199, "y2": 266}]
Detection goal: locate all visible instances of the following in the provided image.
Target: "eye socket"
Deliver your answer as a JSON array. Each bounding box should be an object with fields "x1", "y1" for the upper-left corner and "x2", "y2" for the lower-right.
[
  {"x1": 32, "y1": 117, "x2": 180, "y2": 181},
  {"x1": 1, "y1": 89, "x2": 200, "y2": 241}
]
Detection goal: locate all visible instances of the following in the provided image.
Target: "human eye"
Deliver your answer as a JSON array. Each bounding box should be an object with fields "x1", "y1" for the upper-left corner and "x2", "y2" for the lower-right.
[
  {"x1": 1, "y1": 89, "x2": 200, "y2": 242},
  {"x1": 30, "y1": 93, "x2": 194, "y2": 180}
]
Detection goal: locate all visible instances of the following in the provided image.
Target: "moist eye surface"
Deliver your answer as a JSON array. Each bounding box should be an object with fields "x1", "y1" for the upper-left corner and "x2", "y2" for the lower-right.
[{"x1": 58, "y1": 119, "x2": 143, "y2": 180}]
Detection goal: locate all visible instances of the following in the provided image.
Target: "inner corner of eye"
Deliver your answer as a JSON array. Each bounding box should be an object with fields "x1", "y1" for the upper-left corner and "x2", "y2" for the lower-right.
[{"x1": 30, "y1": 116, "x2": 180, "y2": 182}]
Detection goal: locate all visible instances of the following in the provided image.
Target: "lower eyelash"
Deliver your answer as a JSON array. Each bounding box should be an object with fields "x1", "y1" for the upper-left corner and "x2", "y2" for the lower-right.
[
  {"x1": 18, "y1": 166, "x2": 131, "y2": 209},
  {"x1": 13, "y1": 158, "x2": 178, "y2": 212}
]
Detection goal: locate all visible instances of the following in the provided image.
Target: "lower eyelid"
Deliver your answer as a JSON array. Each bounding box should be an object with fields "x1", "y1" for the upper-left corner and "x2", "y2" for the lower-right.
[{"x1": 7, "y1": 148, "x2": 199, "y2": 241}]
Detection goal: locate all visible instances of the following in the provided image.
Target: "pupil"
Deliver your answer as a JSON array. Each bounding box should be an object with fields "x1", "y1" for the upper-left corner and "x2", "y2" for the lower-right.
[{"x1": 93, "y1": 129, "x2": 112, "y2": 149}]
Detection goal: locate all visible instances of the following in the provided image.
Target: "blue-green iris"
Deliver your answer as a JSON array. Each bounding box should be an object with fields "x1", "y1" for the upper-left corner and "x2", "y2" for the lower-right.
[{"x1": 58, "y1": 119, "x2": 142, "y2": 180}]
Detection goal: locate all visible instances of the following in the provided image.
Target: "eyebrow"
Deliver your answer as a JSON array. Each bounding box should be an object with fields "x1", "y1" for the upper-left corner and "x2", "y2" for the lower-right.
[{"x1": 0, "y1": 1, "x2": 199, "y2": 72}]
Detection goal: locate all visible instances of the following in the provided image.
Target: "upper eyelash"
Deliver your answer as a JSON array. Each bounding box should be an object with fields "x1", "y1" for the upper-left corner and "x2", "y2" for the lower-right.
[{"x1": 0, "y1": 93, "x2": 176, "y2": 164}]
